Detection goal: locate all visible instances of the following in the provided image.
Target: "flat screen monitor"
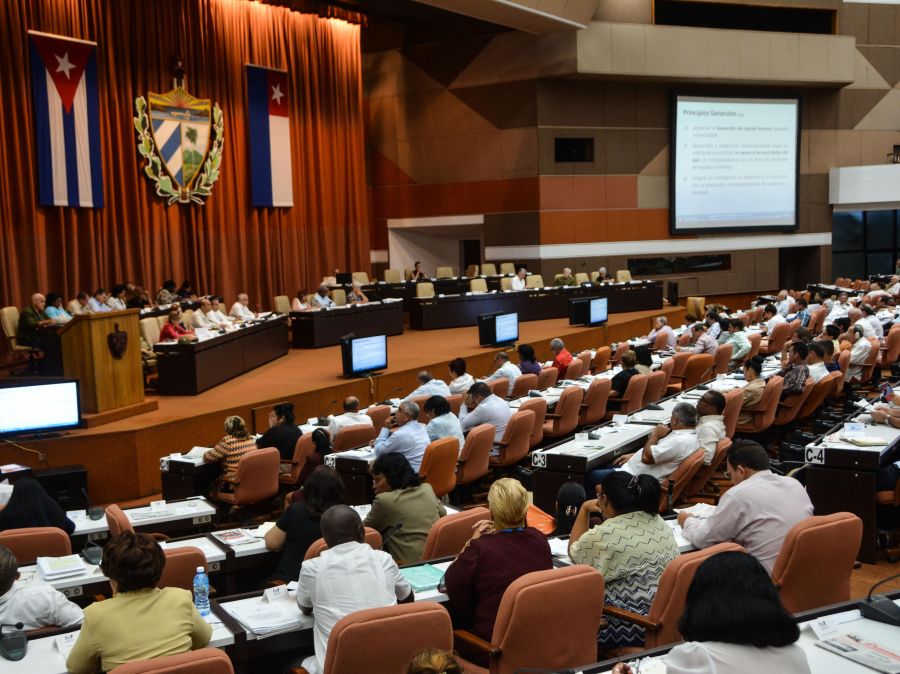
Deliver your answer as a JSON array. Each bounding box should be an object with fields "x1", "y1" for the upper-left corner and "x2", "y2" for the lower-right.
[
  {"x1": 589, "y1": 297, "x2": 608, "y2": 326},
  {"x1": 478, "y1": 311, "x2": 518, "y2": 346},
  {"x1": 671, "y1": 94, "x2": 800, "y2": 234},
  {"x1": 0, "y1": 379, "x2": 81, "y2": 436},
  {"x1": 569, "y1": 298, "x2": 609, "y2": 326},
  {"x1": 341, "y1": 334, "x2": 387, "y2": 377},
  {"x1": 335, "y1": 272, "x2": 353, "y2": 285}
]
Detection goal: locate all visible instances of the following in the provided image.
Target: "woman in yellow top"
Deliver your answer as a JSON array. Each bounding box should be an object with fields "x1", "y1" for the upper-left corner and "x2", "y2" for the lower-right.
[
  {"x1": 66, "y1": 532, "x2": 212, "y2": 673},
  {"x1": 203, "y1": 415, "x2": 257, "y2": 487}
]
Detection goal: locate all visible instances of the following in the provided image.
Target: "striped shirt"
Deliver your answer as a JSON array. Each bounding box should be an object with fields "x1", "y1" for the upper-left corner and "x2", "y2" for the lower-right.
[{"x1": 203, "y1": 435, "x2": 257, "y2": 482}]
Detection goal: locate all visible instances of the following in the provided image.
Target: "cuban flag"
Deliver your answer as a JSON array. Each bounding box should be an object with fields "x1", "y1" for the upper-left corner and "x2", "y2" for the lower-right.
[
  {"x1": 28, "y1": 31, "x2": 103, "y2": 208},
  {"x1": 246, "y1": 65, "x2": 293, "y2": 207}
]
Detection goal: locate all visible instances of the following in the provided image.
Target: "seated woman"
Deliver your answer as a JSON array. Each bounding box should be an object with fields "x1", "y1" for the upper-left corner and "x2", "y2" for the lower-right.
[
  {"x1": 65, "y1": 531, "x2": 212, "y2": 674},
  {"x1": 44, "y1": 292, "x2": 72, "y2": 324},
  {"x1": 737, "y1": 357, "x2": 766, "y2": 425},
  {"x1": 156, "y1": 279, "x2": 178, "y2": 305},
  {"x1": 159, "y1": 308, "x2": 195, "y2": 342},
  {"x1": 447, "y1": 357, "x2": 474, "y2": 394},
  {"x1": 0, "y1": 477, "x2": 75, "y2": 534},
  {"x1": 257, "y1": 401, "x2": 302, "y2": 461},
  {"x1": 634, "y1": 346, "x2": 653, "y2": 375},
  {"x1": 203, "y1": 416, "x2": 258, "y2": 491},
  {"x1": 551, "y1": 481, "x2": 586, "y2": 536},
  {"x1": 175, "y1": 280, "x2": 196, "y2": 300},
  {"x1": 516, "y1": 343, "x2": 542, "y2": 376},
  {"x1": 347, "y1": 281, "x2": 369, "y2": 304},
  {"x1": 291, "y1": 289, "x2": 310, "y2": 311},
  {"x1": 443, "y1": 478, "x2": 552, "y2": 647},
  {"x1": 423, "y1": 395, "x2": 465, "y2": 451},
  {"x1": 264, "y1": 466, "x2": 345, "y2": 583},
  {"x1": 289, "y1": 428, "x2": 333, "y2": 504},
  {"x1": 106, "y1": 284, "x2": 128, "y2": 311},
  {"x1": 612, "y1": 551, "x2": 810, "y2": 674},
  {"x1": 363, "y1": 453, "x2": 446, "y2": 564},
  {"x1": 607, "y1": 350, "x2": 639, "y2": 411},
  {"x1": 409, "y1": 261, "x2": 427, "y2": 282},
  {"x1": 568, "y1": 472, "x2": 678, "y2": 651}
]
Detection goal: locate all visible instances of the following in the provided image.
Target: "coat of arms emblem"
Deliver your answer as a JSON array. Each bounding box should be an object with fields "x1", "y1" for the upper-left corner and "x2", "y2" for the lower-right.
[{"x1": 107, "y1": 322, "x2": 128, "y2": 359}]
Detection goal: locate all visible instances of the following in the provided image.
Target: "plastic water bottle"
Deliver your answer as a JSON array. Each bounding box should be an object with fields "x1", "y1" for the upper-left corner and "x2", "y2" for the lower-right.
[{"x1": 193, "y1": 566, "x2": 210, "y2": 616}]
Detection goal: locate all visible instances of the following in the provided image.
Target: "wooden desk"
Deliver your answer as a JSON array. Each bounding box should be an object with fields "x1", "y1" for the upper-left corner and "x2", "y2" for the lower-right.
[
  {"x1": 290, "y1": 301, "x2": 404, "y2": 348},
  {"x1": 325, "y1": 448, "x2": 375, "y2": 505},
  {"x1": 153, "y1": 316, "x2": 288, "y2": 395},
  {"x1": 161, "y1": 457, "x2": 221, "y2": 500}
]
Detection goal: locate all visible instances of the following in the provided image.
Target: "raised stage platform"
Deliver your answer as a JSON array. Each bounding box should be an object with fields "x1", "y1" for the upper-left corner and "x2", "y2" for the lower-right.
[{"x1": 1, "y1": 306, "x2": 683, "y2": 504}]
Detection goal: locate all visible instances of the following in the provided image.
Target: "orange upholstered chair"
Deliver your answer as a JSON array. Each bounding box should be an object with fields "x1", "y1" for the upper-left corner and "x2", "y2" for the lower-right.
[
  {"x1": 305, "y1": 527, "x2": 383, "y2": 560},
  {"x1": 659, "y1": 357, "x2": 674, "y2": 387},
  {"x1": 488, "y1": 378, "x2": 509, "y2": 398},
  {"x1": 537, "y1": 367, "x2": 558, "y2": 390},
  {"x1": 490, "y1": 409, "x2": 534, "y2": 467},
  {"x1": 576, "y1": 350, "x2": 594, "y2": 373},
  {"x1": 745, "y1": 332, "x2": 762, "y2": 361},
  {"x1": 860, "y1": 337, "x2": 880, "y2": 383},
  {"x1": 0, "y1": 527, "x2": 71, "y2": 564},
  {"x1": 685, "y1": 438, "x2": 731, "y2": 498},
  {"x1": 518, "y1": 397, "x2": 547, "y2": 448},
  {"x1": 579, "y1": 377, "x2": 612, "y2": 425},
  {"x1": 643, "y1": 371, "x2": 668, "y2": 406},
  {"x1": 593, "y1": 346, "x2": 611, "y2": 373},
  {"x1": 652, "y1": 331, "x2": 671, "y2": 351},
  {"x1": 604, "y1": 542, "x2": 744, "y2": 649},
  {"x1": 681, "y1": 354, "x2": 714, "y2": 390},
  {"x1": 366, "y1": 405, "x2": 391, "y2": 429},
  {"x1": 419, "y1": 437, "x2": 459, "y2": 498},
  {"x1": 109, "y1": 648, "x2": 233, "y2": 674},
  {"x1": 664, "y1": 352, "x2": 692, "y2": 394},
  {"x1": 807, "y1": 306, "x2": 827, "y2": 336},
  {"x1": 793, "y1": 371, "x2": 841, "y2": 422},
  {"x1": 446, "y1": 394, "x2": 463, "y2": 416},
  {"x1": 659, "y1": 449, "x2": 705, "y2": 512},
  {"x1": 158, "y1": 546, "x2": 206, "y2": 591},
  {"x1": 712, "y1": 343, "x2": 732, "y2": 375},
  {"x1": 734, "y1": 375, "x2": 784, "y2": 435},
  {"x1": 214, "y1": 448, "x2": 280, "y2": 507},
  {"x1": 604, "y1": 373, "x2": 648, "y2": 419},
  {"x1": 543, "y1": 386, "x2": 584, "y2": 438},
  {"x1": 409, "y1": 394, "x2": 430, "y2": 411},
  {"x1": 421, "y1": 507, "x2": 490, "y2": 560},
  {"x1": 677, "y1": 331, "x2": 691, "y2": 348},
  {"x1": 880, "y1": 328, "x2": 900, "y2": 372},
  {"x1": 722, "y1": 388, "x2": 744, "y2": 438},
  {"x1": 509, "y1": 373, "x2": 538, "y2": 399},
  {"x1": 280, "y1": 432, "x2": 315, "y2": 487},
  {"x1": 761, "y1": 321, "x2": 790, "y2": 355},
  {"x1": 333, "y1": 424, "x2": 376, "y2": 452},
  {"x1": 611, "y1": 341, "x2": 630, "y2": 365},
  {"x1": 456, "y1": 423, "x2": 495, "y2": 486},
  {"x1": 773, "y1": 378, "x2": 814, "y2": 426},
  {"x1": 564, "y1": 358, "x2": 585, "y2": 381},
  {"x1": 105, "y1": 504, "x2": 134, "y2": 537},
  {"x1": 455, "y1": 566, "x2": 605, "y2": 674},
  {"x1": 323, "y1": 602, "x2": 452, "y2": 674},
  {"x1": 771, "y1": 512, "x2": 862, "y2": 613}
]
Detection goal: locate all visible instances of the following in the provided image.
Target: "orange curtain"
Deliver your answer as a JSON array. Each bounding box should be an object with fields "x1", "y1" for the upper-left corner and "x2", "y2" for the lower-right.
[{"x1": 0, "y1": 0, "x2": 368, "y2": 308}]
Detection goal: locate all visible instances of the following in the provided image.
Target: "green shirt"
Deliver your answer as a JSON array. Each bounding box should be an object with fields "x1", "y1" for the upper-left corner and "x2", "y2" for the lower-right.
[
  {"x1": 554, "y1": 275, "x2": 576, "y2": 287},
  {"x1": 16, "y1": 305, "x2": 48, "y2": 343},
  {"x1": 364, "y1": 484, "x2": 446, "y2": 564}
]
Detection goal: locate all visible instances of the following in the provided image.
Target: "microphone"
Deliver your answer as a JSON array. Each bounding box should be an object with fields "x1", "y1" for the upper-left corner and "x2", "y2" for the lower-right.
[
  {"x1": 0, "y1": 622, "x2": 26, "y2": 661},
  {"x1": 82, "y1": 487, "x2": 104, "y2": 521},
  {"x1": 858, "y1": 571, "x2": 900, "y2": 626}
]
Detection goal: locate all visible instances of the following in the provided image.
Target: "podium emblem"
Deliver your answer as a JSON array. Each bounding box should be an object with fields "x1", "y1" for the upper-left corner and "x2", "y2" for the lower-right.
[{"x1": 107, "y1": 322, "x2": 128, "y2": 359}]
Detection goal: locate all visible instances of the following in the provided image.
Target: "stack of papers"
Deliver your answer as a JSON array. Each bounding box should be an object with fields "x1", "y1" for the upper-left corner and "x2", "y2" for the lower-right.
[
  {"x1": 37, "y1": 555, "x2": 85, "y2": 580},
  {"x1": 401, "y1": 564, "x2": 446, "y2": 592},
  {"x1": 548, "y1": 537, "x2": 570, "y2": 558},
  {"x1": 227, "y1": 601, "x2": 304, "y2": 637},
  {"x1": 212, "y1": 529, "x2": 259, "y2": 546},
  {"x1": 675, "y1": 502, "x2": 716, "y2": 518}
]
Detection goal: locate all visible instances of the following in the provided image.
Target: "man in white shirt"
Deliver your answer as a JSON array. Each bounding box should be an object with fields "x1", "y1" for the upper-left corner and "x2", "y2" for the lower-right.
[
  {"x1": 459, "y1": 381, "x2": 512, "y2": 442},
  {"x1": 646, "y1": 316, "x2": 676, "y2": 350},
  {"x1": 679, "y1": 323, "x2": 717, "y2": 355},
  {"x1": 762, "y1": 304, "x2": 787, "y2": 335},
  {"x1": 484, "y1": 352, "x2": 520, "y2": 397},
  {"x1": 510, "y1": 267, "x2": 527, "y2": 291},
  {"x1": 86, "y1": 289, "x2": 112, "y2": 313},
  {"x1": 679, "y1": 440, "x2": 813, "y2": 573},
  {"x1": 67, "y1": 292, "x2": 91, "y2": 316},
  {"x1": 371, "y1": 401, "x2": 429, "y2": 472},
  {"x1": 328, "y1": 396, "x2": 374, "y2": 438},
  {"x1": 208, "y1": 297, "x2": 233, "y2": 326},
  {"x1": 861, "y1": 303, "x2": 884, "y2": 341},
  {"x1": 849, "y1": 307, "x2": 875, "y2": 340},
  {"x1": 191, "y1": 298, "x2": 228, "y2": 330},
  {"x1": 774, "y1": 290, "x2": 795, "y2": 317},
  {"x1": 0, "y1": 546, "x2": 83, "y2": 630},
  {"x1": 230, "y1": 293, "x2": 256, "y2": 320},
  {"x1": 297, "y1": 506, "x2": 412, "y2": 674},
  {"x1": 806, "y1": 342, "x2": 830, "y2": 384},
  {"x1": 312, "y1": 285, "x2": 335, "y2": 309},
  {"x1": 824, "y1": 292, "x2": 851, "y2": 326},
  {"x1": 846, "y1": 325, "x2": 872, "y2": 383},
  {"x1": 402, "y1": 371, "x2": 451, "y2": 403},
  {"x1": 704, "y1": 311, "x2": 721, "y2": 340},
  {"x1": 695, "y1": 391, "x2": 726, "y2": 465}
]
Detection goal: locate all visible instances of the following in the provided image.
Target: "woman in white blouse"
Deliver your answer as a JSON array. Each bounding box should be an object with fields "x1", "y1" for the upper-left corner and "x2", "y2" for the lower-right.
[{"x1": 447, "y1": 357, "x2": 474, "y2": 394}]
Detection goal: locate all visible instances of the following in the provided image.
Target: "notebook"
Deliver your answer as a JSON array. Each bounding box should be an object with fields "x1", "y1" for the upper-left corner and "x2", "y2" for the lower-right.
[{"x1": 401, "y1": 564, "x2": 446, "y2": 592}]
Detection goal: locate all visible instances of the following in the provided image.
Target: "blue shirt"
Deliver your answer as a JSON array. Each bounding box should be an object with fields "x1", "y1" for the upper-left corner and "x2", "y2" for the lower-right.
[
  {"x1": 373, "y1": 422, "x2": 429, "y2": 472},
  {"x1": 425, "y1": 413, "x2": 465, "y2": 452},
  {"x1": 45, "y1": 306, "x2": 72, "y2": 323},
  {"x1": 312, "y1": 293, "x2": 334, "y2": 308}
]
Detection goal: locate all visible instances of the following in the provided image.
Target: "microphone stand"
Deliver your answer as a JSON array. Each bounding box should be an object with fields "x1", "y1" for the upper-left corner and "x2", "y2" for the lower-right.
[{"x1": 858, "y1": 571, "x2": 900, "y2": 626}]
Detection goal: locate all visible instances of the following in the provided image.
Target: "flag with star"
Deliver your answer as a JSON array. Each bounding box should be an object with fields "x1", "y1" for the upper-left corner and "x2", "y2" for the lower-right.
[
  {"x1": 28, "y1": 31, "x2": 103, "y2": 208},
  {"x1": 246, "y1": 64, "x2": 293, "y2": 207}
]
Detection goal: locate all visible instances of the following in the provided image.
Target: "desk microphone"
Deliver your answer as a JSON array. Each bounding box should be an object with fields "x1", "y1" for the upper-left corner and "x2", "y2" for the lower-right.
[
  {"x1": 0, "y1": 623, "x2": 26, "y2": 661},
  {"x1": 858, "y1": 571, "x2": 900, "y2": 626},
  {"x1": 82, "y1": 488, "x2": 104, "y2": 521}
]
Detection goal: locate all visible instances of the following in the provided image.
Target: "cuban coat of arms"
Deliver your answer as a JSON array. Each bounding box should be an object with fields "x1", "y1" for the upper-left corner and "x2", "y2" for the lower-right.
[{"x1": 134, "y1": 78, "x2": 223, "y2": 205}]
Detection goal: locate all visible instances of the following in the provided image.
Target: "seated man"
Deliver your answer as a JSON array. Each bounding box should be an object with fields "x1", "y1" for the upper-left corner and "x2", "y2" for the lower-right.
[
  {"x1": 191, "y1": 298, "x2": 227, "y2": 330},
  {"x1": 208, "y1": 297, "x2": 233, "y2": 326},
  {"x1": 774, "y1": 290, "x2": 795, "y2": 317},
  {"x1": 16, "y1": 293, "x2": 62, "y2": 375},
  {"x1": 346, "y1": 281, "x2": 368, "y2": 304},
  {"x1": 0, "y1": 545, "x2": 83, "y2": 629},
  {"x1": 861, "y1": 303, "x2": 884, "y2": 341},
  {"x1": 297, "y1": 505, "x2": 412, "y2": 674},
  {"x1": 695, "y1": 390, "x2": 726, "y2": 465},
  {"x1": 824, "y1": 292, "x2": 851, "y2": 326},
  {"x1": 553, "y1": 267, "x2": 576, "y2": 287},
  {"x1": 548, "y1": 337, "x2": 573, "y2": 378},
  {"x1": 86, "y1": 289, "x2": 112, "y2": 313},
  {"x1": 371, "y1": 401, "x2": 429, "y2": 472},
  {"x1": 725, "y1": 318, "x2": 752, "y2": 364},
  {"x1": 678, "y1": 322, "x2": 717, "y2": 355},
  {"x1": 460, "y1": 381, "x2": 511, "y2": 443},
  {"x1": 312, "y1": 285, "x2": 335, "y2": 309},
  {"x1": 67, "y1": 291, "x2": 91, "y2": 316},
  {"x1": 230, "y1": 293, "x2": 256, "y2": 320},
  {"x1": 777, "y1": 341, "x2": 810, "y2": 400},
  {"x1": 787, "y1": 297, "x2": 810, "y2": 328},
  {"x1": 761, "y1": 304, "x2": 787, "y2": 336},
  {"x1": 647, "y1": 316, "x2": 676, "y2": 351},
  {"x1": 402, "y1": 371, "x2": 451, "y2": 403},
  {"x1": 704, "y1": 310, "x2": 721, "y2": 340},
  {"x1": 156, "y1": 280, "x2": 178, "y2": 306},
  {"x1": 806, "y1": 342, "x2": 830, "y2": 383},
  {"x1": 845, "y1": 325, "x2": 872, "y2": 384},
  {"x1": 328, "y1": 396, "x2": 374, "y2": 438},
  {"x1": 510, "y1": 267, "x2": 527, "y2": 291},
  {"x1": 678, "y1": 440, "x2": 813, "y2": 573},
  {"x1": 484, "y1": 352, "x2": 520, "y2": 397}
]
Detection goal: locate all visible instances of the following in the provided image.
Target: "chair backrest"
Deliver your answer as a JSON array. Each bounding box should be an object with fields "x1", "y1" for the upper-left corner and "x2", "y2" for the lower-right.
[
  {"x1": 882, "y1": 327, "x2": 900, "y2": 365},
  {"x1": 774, "y1": 378, "x2": 815, "y2": 425},
  {"x1": 686, "y1": 438, "x2": 731, "y2": 496},
  {"x1": 435, "y1": 266, "x2": 454, "y2": 279},
  {"x1": 722, "y1": 387, "x2": 744, "y2": 438},
  {"x1": 677, "y1": 331, "x2": 692, "y2": 347},
  {"x1": 544, "y1": 386, "x2": 584, "y2": 438},
  {"x1": 408, "y1": 394, "x2": 430, "y2": 411},
  {"x1": 615, "y1": 269, "x2": 633, "y2": 282},
  {"x1": 652, "y1": 331, "x2": 670, "y2": 351},
  {"x1": 611, "y1": 341, "x2": 630, "y2": 364},
  {"x1": 323, "y1": 602, "x2": 452, "y2": 674},
  {"x1": 482, "y1": 263, "x2": 498, "y2": 276},
  {"x1": 771, "y1": 512, "x2": 863, "y2": 613},
  {"x1": 332, "y1": 289, "x2": 347, "y2": 306},
  {"x1": 537, "y1": 367, "x2": 558, "y2": 390},
  {"x1": 500, "y1": 277, "x2": 513, "y2": 291},
  {"x1": 109, "y1": 648, "x2": 234, "y2": 674},
  {"x1": 416, "y1": 283, "x2": 435, "y2": 298},
  {"x1": 640, "y1": 371, "x2": 666, "y2": 406},
  {"x1": 576, "y1": 350, "x2": 593, "y2": 373},
  {"x1": 0, "y1": 306, "x2": 20, "y2": 345},
  {"x1": 158, "y1": 546, "x2": 206, "y2": 591},
  {"x1": 494, "y1": 409, "x2": 535, "y2": 466},
  {"x1": 181, "y1": 309, "x2": 194, "y2": 326},
  {"x1": 795, "y1": 371, "x2": 841, "y2": 421},
  {"x1": 105, "y1": 504, "x2": 134, "y2": 537},
  {"x1": 273, "y1": 295, "x2": 291, "y2": 314},
  {"x1": 456, "y1": 423, "x2": 495, "y2": 486},
  {"x1": 807, "y1": 306, "x2": 827, "y2": 335},
  {"x1": 384, "y1": 269, "x2": 402, "y2": 283},
  {"x1": 659, "y1": 357, "x2": 674, "y2": 386},
  {"x1": 682, "y1": 354, "x2": 714, "y2": 389},
  {"x1": 745, "y1": 375, "x2": 784, "y2": 432},
  {"x1": 518, "y1": 397, "x2": 548, "y2": 448},
  {"x1": 686, "y1": 296, "x2": 705, "y2": 317},
  {"x1": 469, "y1": 278, "x2": 488, "y2": 293},
  {"x1": 593, "y1": 346, "x2": 611, "y2": 373},
  {"x1": 861, "y1": 336, "x2": 880, "y2": 382},
  {"x1": 579, "y1": 377, "x2": 612, "y2": 425},
  {"x1": 712, "y1": 342, "x2": 732, "y2": 374},
  {"x1": 574, "y1": 272, "x2": 589, "y2": 284},
  {"x1": 140, "y1": 317, "x2": 162, "y2": 347},
  {"x1": 746, "y1": 332, "x2": 762, "y2": 360},
  {"x1": 565, "y1": 357, "x2": 585, "y2": 380},
  {"x1": 465, "y1": 264, "x2": 479, "y2": 277},
  {"x1": 421, "y1": 507, "x2": 491, "y2": 560},
  {"x1": 618, "y1": 373, "x2": 648, "y2": 414},
  {"x1": 333, "y1": 424, "x2": 377, "y2": 452},
  {"x1": 366, "y1": 405, "x2": 391, "y2": 430},
  {"x1": 446, "y1": 394, "x2": 463, "y2": 416},
  {"x1": 787, "y1": 318, "x2": 801, "y2": 339},
  {"x1": 0, "y1": 527, "x2": 71, "y2": 564},
  {"x1": 659, "y1": 449, "x2": 705, "y2": 511},
  {"x1": 525, "y1": 274, "x2": 545, "y2": 289},
  {"x1": 668, "y1": 351, "x2": 692, "y2": 380},
  {"x1": 281, "y1": 432, "x2": 315, "y2": 484},
  {"x1": 231, "y1": 448, "x2": 280, "y2": 505},
  {"x1": 645, "y1": 542, "x2": 745, "y2": 648},
  {"x1": 490, "y1": 566, "x2": 604, "y2": 674},
  {"x1": 765, "y1": 321, "x2": 791, "y2": 354},
  {"x1": 488, "y1": 377, "x2": 509, "y2": 399},
  {"x1": 509, "y1": 373, "x2": 538, "y2": 399},
  {"x1": 305, "y1": 527, "x2": 383, "y2": 560},
  {"x1": 419, "y1": 437, "x2": 459, "y2": 498},
  {"x1": 498, "y1": 262, "x2": 515, "y2": 275},
  {"x1": 352, "y1": 271, "x2": 369, "y2": 285}
]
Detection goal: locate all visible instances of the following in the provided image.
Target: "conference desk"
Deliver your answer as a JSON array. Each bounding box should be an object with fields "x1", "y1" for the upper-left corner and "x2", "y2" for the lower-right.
[
  {"x1": 153, "y1": 316, "x2": 288, "y2": 395},
  {"x1": 409, "y1": 281, "x2": 663, "y2": 330},
  {"x1": 329, "y1": 275, "x2": 511, "y2": 306},
  {"x1": 289, "y1": 300, "x2": 404, "y2": 348},
  {"x1": 807, "y1": 282, "x2": 863, "y2": 298}
]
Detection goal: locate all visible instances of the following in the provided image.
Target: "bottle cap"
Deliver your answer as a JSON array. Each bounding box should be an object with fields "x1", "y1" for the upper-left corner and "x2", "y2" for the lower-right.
[{"x1": 196, "y1": 566, "x2": 204, "y2": 573}]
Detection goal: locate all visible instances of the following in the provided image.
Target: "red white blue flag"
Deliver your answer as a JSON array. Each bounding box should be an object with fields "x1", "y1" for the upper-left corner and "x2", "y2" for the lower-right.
[
  {"x1": 246, "y1": 65, "x2": 293, "y2": 207},
  {"x1": 29, "y1": 31, "x2": 103, "y2": 208}
]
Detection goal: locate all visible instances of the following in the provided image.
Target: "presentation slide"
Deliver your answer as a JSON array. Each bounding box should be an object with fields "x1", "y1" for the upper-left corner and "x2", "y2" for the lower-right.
[
  {"x1": 495, "y1": 312, "x2": 518, "y2": 343},
  {"x1": 672, "y1": 95, "x2": 799, "y2": 233},
  {"x1": 351, "y1": 335, "x2": 387, "y2": 372},
  {"x1": 0, "y1": 382, "x2": 79, "y2": 434},
  {"x1": 590, "y1": 298, "x2": 608, "y2": 325}
]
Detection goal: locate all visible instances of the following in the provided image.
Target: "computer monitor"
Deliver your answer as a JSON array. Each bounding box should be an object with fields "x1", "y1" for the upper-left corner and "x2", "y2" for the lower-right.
[
  {"x1": 568, "y1": 298, "x2": 609, "y2": 326},
  {"x1": 341, "y1": 334, "x2": 387, "y2": 377},
  {"x1": 0, "y1": 379, "x2": 81, "y2": 436},
  {"x1": 478, "y1": 311, "x2": 519, "y2": 347},
  {"x1": 335, "y1": 272, "x2": 353, "y2": 285}
]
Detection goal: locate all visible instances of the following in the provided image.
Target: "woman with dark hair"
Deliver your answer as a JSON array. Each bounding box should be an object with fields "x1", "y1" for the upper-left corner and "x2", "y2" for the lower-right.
[
  {"x1": 0, "y1": 477, "x2": 75, "y2": 534},
  {"x1": 568, "y1": 472, "x2": 678, "y2": 649},
  {"x1": 737, "y1": 356, "x2": 766, "y2": 425},
  {"x1": 107, "y1": 284, "x2": 128, "y2": 311},
  {"x1": 516, "y1": 343, "x2": 542, "y2": 376},
  {"x1": 264, "y1": 466, "x2": 346, "y2": 583},
  {"x1": 363, "y1": 453, "x2": 445, "y2": 563},
  {"x1": 203, "y1": 416, "x2": 256, "y2": 490},
  {"x1": 409, "y1": 261, "x2": 427, "y2": 282},
  {"x1": 44, "y1": 292, "x2": 73, "y2": 324},
  {"x1": 65, "y1": 531, "x2": 212, "y2": 673},
  {"x1": 552, "y1": 481, "x2": 586, "y2": 536},
  {"x1": 447, "y1": 357, "x2": 474, "y2": 394},
  {"x1": 288, "y1": 428, "x2": 334, "y2": 505},
  {"x1": 156, "y1": 279, "x2": 178, "y2": 305},
  {"x1": 634, "y1": 346, "x2": 653, "y2": 375},
  {"x1": 175, "y1": 280, "x2": 195, "y2": 299},
  {"x1": 423, "y1": 395, "x2": 465, "y2": 450},
  {"x1": 292, "y1": 289, "x2": 310, "y2": 312},
  {"x1": 257, "y1": 401, "x2": 302, "y2": 461},
  {"x1": 607, "y1": 350, "x2": 639, "y2": 412}
]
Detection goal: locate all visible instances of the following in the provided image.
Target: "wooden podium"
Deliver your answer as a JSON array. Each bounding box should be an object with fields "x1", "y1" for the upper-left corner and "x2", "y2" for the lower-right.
[{"x1": 58, "y1": 310, "x2": 157, "y2": 425}]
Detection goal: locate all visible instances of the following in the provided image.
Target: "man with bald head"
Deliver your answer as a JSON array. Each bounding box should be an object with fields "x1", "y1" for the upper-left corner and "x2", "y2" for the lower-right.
[
  {"x1": 297, "y1": 504, "x2": 412, "y2": 674},
  {"x1": 17, "y1": 293, "x2": 63, "y2": 374},
  {"x1": 327, "y1": 396, "x2": 373, "y2": 438},
  {"x1": 230, "y1": 293, "x2": 256, "y2": 321},
  {"x1": 849, "y1": 306, "x2": 876, "y2": 340},
  {"x1": 192, "y1": 298, "x2": 228, "y2": 330}
]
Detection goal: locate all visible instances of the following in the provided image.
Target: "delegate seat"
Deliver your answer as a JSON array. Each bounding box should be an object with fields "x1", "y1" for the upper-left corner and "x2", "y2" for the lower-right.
[
  {"x1": 652, "y1": 331, "x2": 671, "y2": 351},
  {"x1": 680, "y1": 353, "x2": 714, "y2": 390},
  {"x1": 745, "y1": 332, "x2": 762, "y2": 361},
  {"x1": 604, "y1": 373, "x2": 648, "y2": 419},
  {"x1": 465, "y1": 264, "x2": 479, "y2": 277},
  {"x1": 366, "y1": 405, "x2": 391, "y2": 430},
  {"x1": 498, "y1": 263, "x2": 515, "y2": 275},
  {"x1": 564, "y1": 357, "x2": 585, "y2": 381},
  {"x1": 0, "y1": 527, "x2": 71, "y2": 564},
  {"x1": 446, "y1": 394, "x2": 463, "y2": 416},
  {"x1": 110, "y1": 648, "x2": 233, "y2": 674},
  {"x1": 734, "y1": 375, "x2": 784, "y2": 435},
  {"x1": 711, "y1": 343, "x2": 732, "y2": 375},
  {"x1": 593, "y1": 346, "x2": 611, "y2": 373},
  {"x1": 773, "y1": 378, "x2": 814, "y2": 427},
  {"x1": 213, "y1": 448, "x2": 280, "y2": 508},
  {"x1": 659, "y1": 449, "x2": 705, "y2": 512},
  {"x1": 579, "y1": 377, "x2": 612, "y2": 426},
  {"x1": 419, "y1": 437, "x2": 459, "y2": 498},
  {"x1": 537, "y1": 367, "x2": 558, "y2": 390},
  {"x1": 435, "y1": 266, "x2": 454, "y2": 279},
  {"x1": 517, "y1": 397, "x2": 547, "y2": 449},
  {"x1": 422, "y1": 507, "x2": 490, "y2": 560},
  {"x1": 305, "y1": 528, "x2": 383, "y2": 560},
  {"x1": 351, "y1": 271, "x2": 369, "y2": 285},
  {"x1": 333, "y1": 424, "x2": 376, "y2": 452},
  {"x1": 684, "y1": 438, "x2": 732, "y2": 499},
  {"x1": 610, "y1": 341, "x2": 630, "y2": 365},
  {"x1": 643, "y1": 371, "x2": 668, "y2": 406},
  {"x1": 615, "y1": 269, "x2": 633, "y2": 282},
  {"x1": 488, "y1": 378, "x2": 509, "y2": 399},
  {"x1": 509, "y1": 373, "x2": 538, "y2": 399},
  {"x1": 482, "y1": 263, "x2": 498, "y2": 276},
  {"x1": 416, "y1": 283, "x2": 435, "y2": 298},
  {"x1": 576, "y1": 350, "x2": 594, "y2": 373},
  {"x1": 664, "y1": 352, "x2": 692, "y2": 394},
  {"x1": 280, "y1": 432, "x2": 315, "y2": 487},
  {"x1": 543, "y1": 386, "x2": 584, "y2": 438},
  {"x1": 470, "y1": 278, "x2": 488, "y2": 293},
  {"x1": 383, "y1": 269, "x2": 402, "y2": 283},
  {"x1": 721, "y1": 388, "x2": 744, "y2": 439},
  {"x1": 760, "y1": 321, "x2": 790, "y2": 356},
  {"x1": 273, "y1": 295, "x2": 291, "y2": 314},
  {"x1": 158, "y1": 546, "x2": 206, "y2": 591},
  {"x1": 490, "y1": 409, "x2": 534, "y2": 468},
  {"x1": 455, "y1": 423, "x2": 495, "y2": 487},
  {"x1": 525, "y1": 274, "x2": 544, "y2": 289}
]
